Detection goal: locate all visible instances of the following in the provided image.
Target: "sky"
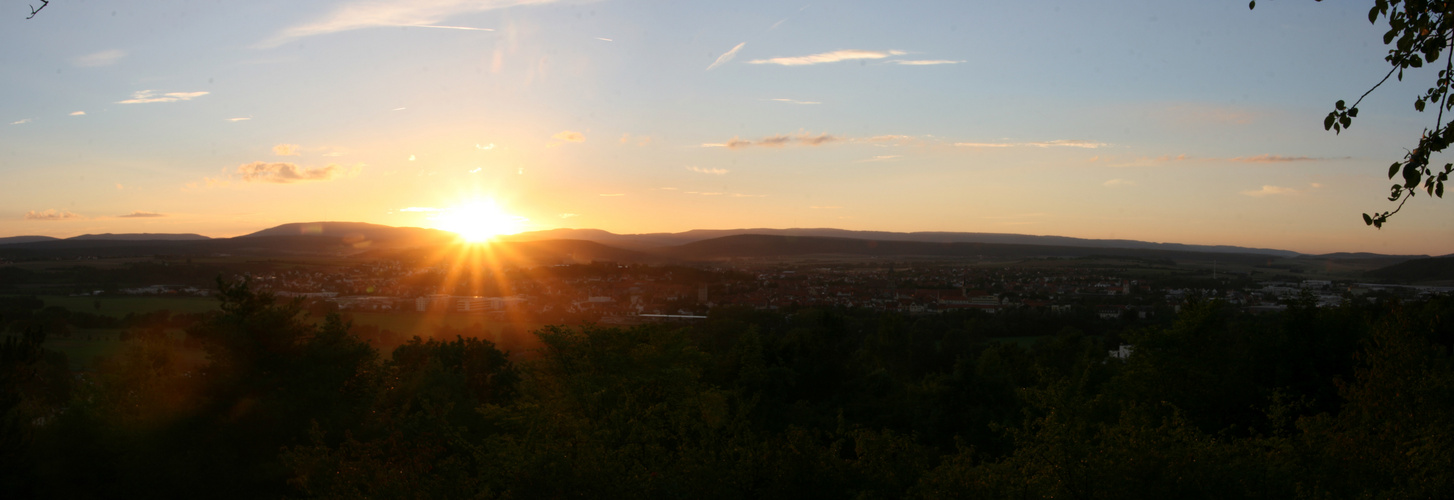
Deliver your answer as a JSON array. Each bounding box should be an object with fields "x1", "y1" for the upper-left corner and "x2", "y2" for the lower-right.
[{"x1": 2, "y1": 0, "x2": 1452, "y2": 255}]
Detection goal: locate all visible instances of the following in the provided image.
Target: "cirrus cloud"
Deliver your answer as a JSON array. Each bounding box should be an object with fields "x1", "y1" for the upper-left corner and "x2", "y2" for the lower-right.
[
  {"x1": 1241, "y1": 185, "x2": 1299, "y2": 197},
  {"x1": 257, "y1": 0, "x2": 550, "y2": 48},
  {"x1": 884, "y1": 59, "x2": 963, "y2": 65},
  {"x1": 117, "y1": 211, "x2": 165, "y2": 218},
  {"x1": 705, "y1": 132, "x2": 839, "y2": 149},
  {"x1": 25, "y1": 209, "x2": 82, "y2": 220},
  {"x1": 117, "y1": 90, "x2": 209, "y2": 104},
  {"x1": 687, "y1": 166, "x2": 729, "y2": 175},
  {"x1": 749, "y1": 49, "x2": 906, "y2": 66},
  {"x1": 956, "y1": 139, "x2": 1108, "y2": 149},
  {"x1": 72, "y1": 49, "x2": 126, "y2": 67},
  {"x1": 235, "y1": 162, "x2": 354, "y2": 183},
  {"x1": 707, "y1": 42, "x2": 746, "y2": 70},
  {"x1": 552, "y1": 130, "x2": 585, "y2": 143}
]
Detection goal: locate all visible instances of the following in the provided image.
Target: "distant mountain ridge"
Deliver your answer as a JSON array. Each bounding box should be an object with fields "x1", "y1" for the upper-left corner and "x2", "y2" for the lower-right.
[
  {"x1": 240, "y1": 221, "x2": 455, "y2": 242},
  {"x1": 1, "y1": 224, "x2": 1433, "y2": 272},
  {"x1": 0, "y1": 235, "x2": 60, "y2": 245},
  {"x1": 504, "y1": 227, "x2": 1307, "y2": 258},
  {"x1": 69, "y1": 233, "x2": 211, "y2": 241}
]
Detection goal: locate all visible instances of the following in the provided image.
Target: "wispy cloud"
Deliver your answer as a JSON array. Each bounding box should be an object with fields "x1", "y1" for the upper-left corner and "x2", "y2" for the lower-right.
[
  {"x1": 69, "y1": 111, "x2": 86, "y2": 116},
  {"x1": 25, "y1": 209, "x2": 82, "y2": 220},
  {"x1": 599, "y1": 193, "x2": 625, "y2": 197},
  {"x1": 400, "y1": 207, "x2": 441, "y2": 212},
  {"x1": 749, "y1": 49, "x2": 905, "y2": 66},
  {"x1": 857, "y1": 155, "x2": 901, "y2": 163},
  {"x1": 884, "y1": 59, "x2": 963, "y2": 65},
  {"x1": 956, "y1": 139, "x2": 1108, "y2": 149},
  {"x1": 687, "y1": 166, "x2": 729, "y2": 175},
  {"x1": 1229, "y1": 154, "x2": 1327, "y2": 163},
  {"x1": 117, "y1": 211, "x2": 165, "y2": 218},
  {"x1": 559, "y1": 213, "x2": 579, "y2": 218},
  {"x1": 1104, "y1": 153, "x2": 1343, "y2": 167},
  {"x1": 1103, "y1": 179, "x2": 1136, "y2": 188},
  {"x1": 552, "y1": 130, "x2": 585, "y2": 143},
  {"x1": 72, "y1": 49, "x2": 126, "y2": 67},
  {"x1": 810, "y1": 205, "x2": 842, "y2": 209},
  {"x1": 273, "y1": 144, "x2": 301, "y2": 156},
  {"x1": 595, "y1": 37, "x2": 613, "y2": 42},
  {"x1": 619, "y1": 133, "x2": 652, "y2": 146},
  {"x1": 1242, "y1": 185, "x2": 1298, "y2": 197},
  {"x1": 858, "y1": 135, "x2": 917, "y2": 145},
  {"x1": 707, "y1": 132, "x2": 839, "y2": 149},
  {"x1": 731, "y1": 193, "x2": 766, "y2": 198},
  {"x1": 1107, "y1": 154, "x2": 1193, "y2": 167},
  {"x1": 234, "y1": 162, "x2": 354, "y2": 184},
  {"x1": 9, "y1": 118, "x2": 30, "y2": 125},
  {"x1": 707, "y1": 42, "x2": 746, "y2": 70},
  {"x1": 117, "y1": 90, "x2": 208, "y2": 104},
  {"x1": 476, "y1": 143, "x2": 496, "y2": 150},
  {"x1": 227, "y1": 117, "x2": 251, "y2": 122},
  {"x1": 767, "y1": 98, "x2": 821, "y2": 105},
  {"x1": 410, "y1": 24, "x2": 493, "y2": 31},
  {"x1": 258, "y1": 0, "x2": 547, "y2": 48}
]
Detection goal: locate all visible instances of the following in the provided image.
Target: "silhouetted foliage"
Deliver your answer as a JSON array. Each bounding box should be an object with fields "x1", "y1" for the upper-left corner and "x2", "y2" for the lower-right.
[{"x1": 14, "y1": 277, "x2": 1454, "y2": 498}]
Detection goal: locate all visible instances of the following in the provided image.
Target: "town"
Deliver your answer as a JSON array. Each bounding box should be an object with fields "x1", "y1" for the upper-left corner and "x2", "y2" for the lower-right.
[{"x1": 110, "y1": 255, "x2": 1452, "y2": 325}]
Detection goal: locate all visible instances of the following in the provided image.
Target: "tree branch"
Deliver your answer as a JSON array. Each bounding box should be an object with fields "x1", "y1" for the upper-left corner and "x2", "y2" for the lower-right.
[
  {"x1": 1353, "y1": 66, "x2": 1400, "y2": 111},
  {"x1": 26, "y1": 0, "x2": 49, "y2": 20}
]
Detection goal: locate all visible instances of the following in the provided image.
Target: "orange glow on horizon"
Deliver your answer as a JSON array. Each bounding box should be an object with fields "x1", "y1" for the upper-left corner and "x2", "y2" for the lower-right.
[{"x1": 432, "y1": 198, "x2": 527, "y2": 243}]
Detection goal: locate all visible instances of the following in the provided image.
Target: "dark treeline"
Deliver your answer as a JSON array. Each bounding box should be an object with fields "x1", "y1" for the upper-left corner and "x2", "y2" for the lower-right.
[{"x1": 2, "y1": 281, "x2": 1452, "y2": 498}]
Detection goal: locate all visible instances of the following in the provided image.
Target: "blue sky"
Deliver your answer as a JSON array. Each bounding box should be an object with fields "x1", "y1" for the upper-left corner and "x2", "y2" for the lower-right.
[{"x1": 2, "y1": 0, "x2": 1451, "y2": 255}]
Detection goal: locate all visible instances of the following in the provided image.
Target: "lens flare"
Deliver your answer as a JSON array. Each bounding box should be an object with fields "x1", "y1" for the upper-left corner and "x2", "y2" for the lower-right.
[{"x1": 434, "y1": 199, "x2": 526, "y2": 242}]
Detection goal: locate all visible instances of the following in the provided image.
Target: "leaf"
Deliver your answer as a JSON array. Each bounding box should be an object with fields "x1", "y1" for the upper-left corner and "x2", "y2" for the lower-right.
[
  {"x1": 1390, "y1": 162, "x2": 1402, "y2": 178},
  {"x1": 1249, "y1": 0, "x2": 1256, "y2": 9},
  {"x1": 1350, "y1": 107, "x2": 1359, "y2": 117},
  {"x1": 1404, "y1": 164, "x2": 1423, "y2": 186},
  {"x1": 1336, "y1": 100, "x2": 1347, "y2": 110},
  {"x1": 1370, "y1": 5, "x2": 1380, "y2": 23},
  {"x1": 1325, "y1": 113, "x2": 1337, "y2": 130},
  {"x1": 1364, "y1": 213, "x2": 1374, "y2": 225},
  {"x1": 1438, "y1": 182, "x2": 1445, "y2": 198},
  {"x1": 1340, "y1": 115, "x2": 1352, "y2": 129}
]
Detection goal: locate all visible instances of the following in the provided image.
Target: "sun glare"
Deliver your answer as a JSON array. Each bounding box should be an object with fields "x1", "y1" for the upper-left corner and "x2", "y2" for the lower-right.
[{"x1": 434, "y1": 199, "x2": 526, "y2": 242}]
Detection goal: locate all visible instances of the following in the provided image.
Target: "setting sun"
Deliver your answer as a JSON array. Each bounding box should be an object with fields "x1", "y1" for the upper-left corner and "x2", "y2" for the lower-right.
[{"x1": 433, "y1": 199, "x2": 526, "y2": 242}]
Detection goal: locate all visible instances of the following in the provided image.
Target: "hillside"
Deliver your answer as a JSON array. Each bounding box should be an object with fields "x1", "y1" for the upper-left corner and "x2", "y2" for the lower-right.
[
  {"x1": 68, "y1": 233, "x2": 211, "y2": 241},
  {"x1": 653, "y1": 233, "x2": 1290, "y2": 266},
  {"x1": 506, "y1": 227, "x2": 1302, "y2": 257},
  {"x1": 1366, "y1": 256, "x2": 1454, "y2": 283},
  {"x1": 0, "y1": 235, "x2": 61, "y2": 245}
]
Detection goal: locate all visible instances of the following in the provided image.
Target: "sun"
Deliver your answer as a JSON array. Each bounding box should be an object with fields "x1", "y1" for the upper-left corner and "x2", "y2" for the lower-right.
[{"x1": 433, "y1": 199, "x2": 526, "y2": 243}]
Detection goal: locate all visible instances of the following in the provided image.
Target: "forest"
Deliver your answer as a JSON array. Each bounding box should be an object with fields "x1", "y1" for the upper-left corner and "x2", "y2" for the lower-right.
[{"x1": 2, "y1": 279, "x2": 1452, "y2": 498}]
